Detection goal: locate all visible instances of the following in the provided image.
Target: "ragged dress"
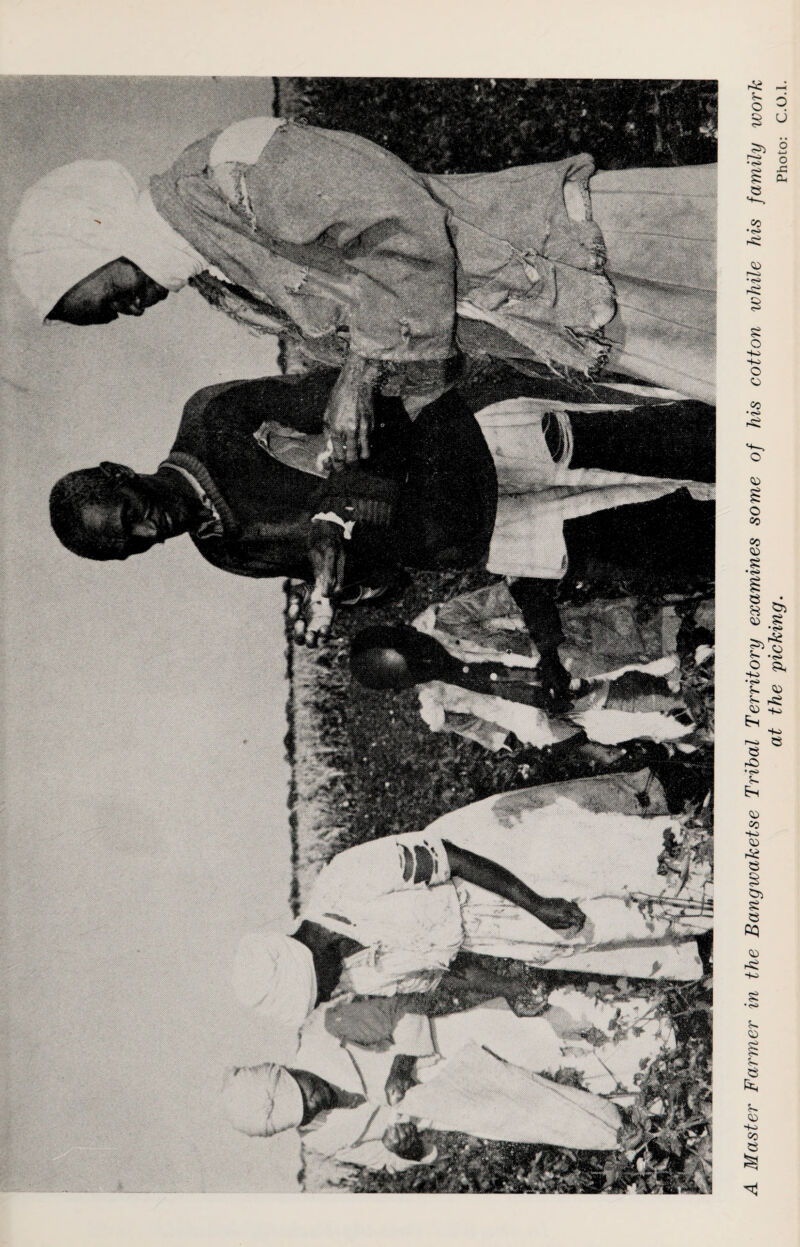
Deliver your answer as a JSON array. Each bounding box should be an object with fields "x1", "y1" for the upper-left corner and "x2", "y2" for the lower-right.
[
  {"x1": 11, "y1": 119, "x2": 716, "y2": 398},
  {"x1": 148, "y1": 118, "x2": 716, "y2": 399}
]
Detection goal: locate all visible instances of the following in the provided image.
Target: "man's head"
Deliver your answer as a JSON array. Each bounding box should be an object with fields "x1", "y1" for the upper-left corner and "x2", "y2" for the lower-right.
[
  {"x1": 350, "y1": 625, "x2": 452, "y2": 691},
  {"x1": 48, "y1": 258, "x2": 169, "y2": 326},
  {"x1": 49, "y1": 462, "x2": 186, "y2": 561}
]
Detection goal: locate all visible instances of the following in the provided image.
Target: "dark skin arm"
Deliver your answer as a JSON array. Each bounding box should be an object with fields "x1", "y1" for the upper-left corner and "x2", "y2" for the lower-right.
[
  {"x1": 442, "y1": 839, "x2": 585, "y2": 933},
  {"x1": 384, "y1": 1053, "x2": 419, "y2": 1105},
  {"x1": 295, "y1": 518, "x2": 349, "y2": 647},
  {"x1": 292, "y1": 467, "x2": 401, "y2": 646},
  {"x1": 508, "y1": 578, "x2": 572, "y2": 712},
  {"x1": 326, "y1": 353, "x2": 383, "y2": 468}
]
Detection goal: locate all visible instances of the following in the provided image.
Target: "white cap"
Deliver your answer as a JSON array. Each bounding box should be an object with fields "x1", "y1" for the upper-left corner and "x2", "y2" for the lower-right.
[
  {"x1": 221, "y1": 1063, "x2": 305, "y2": 1137},
  {"x1": 232, "y1": 930, "x2": 318, "y2": 1029}
]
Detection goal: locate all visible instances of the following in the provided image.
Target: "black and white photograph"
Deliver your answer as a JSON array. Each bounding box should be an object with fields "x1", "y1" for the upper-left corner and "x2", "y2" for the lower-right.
[{"x1": 0, "y1": 70, "x2": 726, "y2": 1198}]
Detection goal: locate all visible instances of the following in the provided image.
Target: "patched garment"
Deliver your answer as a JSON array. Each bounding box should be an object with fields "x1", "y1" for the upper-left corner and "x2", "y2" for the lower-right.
[
  {"x1": 10, "y1": 118, "x2": 715, "y2": 398},
  {"x1": 415, "y1": 580, "x2": 694, "y2": 676},
  {"x1": 590, "y1": 165, "x2": 717, "y2": 403},
  {"x1": 149, "y1": 120, "x2": 618, "y2": 378}
]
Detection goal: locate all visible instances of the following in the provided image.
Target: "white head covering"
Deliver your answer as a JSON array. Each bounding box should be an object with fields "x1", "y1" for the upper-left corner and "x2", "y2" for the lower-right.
[
  {"x1": 221, "y1": 1064, "x2": 305, "y2": 1138},
  {"x1": 8, "y1": 159, "x2": 204, "y2": 320},
  {"x1": 233, "y1": 931, "x2": 318, "y2": 1029}
]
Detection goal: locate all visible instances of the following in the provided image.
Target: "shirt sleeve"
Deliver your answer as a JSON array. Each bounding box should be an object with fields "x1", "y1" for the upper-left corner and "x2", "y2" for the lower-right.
[
  {"x1": 243, "y1": 124, "x2": 457, "y2": 363},
  {"x1": 386, "y1": 831, "x2": 452, "y2": 888},
  {"x1": 324, "y1": 996, "x2": 408, "y2": 1050},
  {"x1": 307, "y1": 831, "x2": 451, "y2": 921},
  {"x1": 324, "y1": 997, "x2": 435, "y2": 1057},
  {"x1": 219, "y1": 370, "x2": 338, "y2": 435}
]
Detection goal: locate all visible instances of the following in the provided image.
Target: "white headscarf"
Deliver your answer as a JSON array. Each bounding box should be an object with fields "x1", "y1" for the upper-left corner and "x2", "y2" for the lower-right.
[
  {"x1": 221, "y1": 1064, "x2": 305, "y2": 1138},
  {"x1": 233, "y1": 931, "x2": 318, "y2": 1029},
  {"x1": 8, "y1": 159, "x2": 204, "y2": 321}
]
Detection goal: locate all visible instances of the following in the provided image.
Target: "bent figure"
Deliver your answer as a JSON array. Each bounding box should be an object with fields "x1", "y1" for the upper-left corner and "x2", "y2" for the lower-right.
[
  {"x1": 230, "y1": 770, "x2": 712, "y2": 1046},
  {"x1": 351, "y1": 587, "x2": 714, "y2": 751},
  {"x1": 222, "y1": 986, "x2": 676, "y2": 1166},
  {"x1": 9, "y1": 115, "x2": 717, "y2": 465}
]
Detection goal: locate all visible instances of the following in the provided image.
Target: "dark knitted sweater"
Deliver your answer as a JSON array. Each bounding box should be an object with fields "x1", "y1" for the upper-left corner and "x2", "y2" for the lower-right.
[{"x1": 162, "y1": 369, "x2": 497, "y2": 583}]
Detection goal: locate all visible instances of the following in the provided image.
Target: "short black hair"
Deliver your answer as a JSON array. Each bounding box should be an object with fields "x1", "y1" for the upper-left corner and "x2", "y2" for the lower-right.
[
  {"x1": 350, "y1": 624, "x2": 419, "y2": 660},
  {"x1": 350, "y1": 624, "x2": 447, "y2": 689},
  {"x1": 49, "y1": 467, "x2": 131, "y2": 560}
]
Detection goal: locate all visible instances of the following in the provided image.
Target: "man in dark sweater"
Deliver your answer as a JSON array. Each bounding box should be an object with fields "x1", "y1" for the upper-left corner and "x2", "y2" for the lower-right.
[
  {"x1": 49, "y1": 364, "x2": 713, "y2": 692},
  {"x1": 48, "y1": 368, "x2": 497, "y2": 644}
]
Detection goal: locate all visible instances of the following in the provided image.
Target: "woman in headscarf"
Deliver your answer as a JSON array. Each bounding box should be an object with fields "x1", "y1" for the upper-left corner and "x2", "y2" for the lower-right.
[
  {"x1": 229, "y1": 769, "x2": 712, "y2": 1045},
  {"x1": 221, "y1": 985, "x2": 675, "y2": 1168},
  {"x1": 9, "y1": 116, "x2": 716, "y2": 466}
]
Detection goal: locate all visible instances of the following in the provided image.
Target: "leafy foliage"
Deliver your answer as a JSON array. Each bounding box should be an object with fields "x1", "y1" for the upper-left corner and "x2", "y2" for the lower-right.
[
  {"x1": 341, "y1": 975, "x2": 711, "y2": 1195},
  {"x1": 278, "y1": 78, "x2": 717, "y2": 174}
]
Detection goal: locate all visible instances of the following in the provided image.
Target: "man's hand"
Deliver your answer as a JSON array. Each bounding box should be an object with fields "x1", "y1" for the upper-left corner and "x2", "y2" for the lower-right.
[
  {"x1": 325, "y1": 354, "x2": 380, "y2": 470},
  {"x1": 382, "y1": 1120, "x2": 425, "y2": 1162},
  {"x1": 289, "y1": 519, "x2": 347, "y2": 646},
  {"x1": 534, "y1": 896, "x2": 587, "y2": 935},
  {"x1": 384, "y1": 1055, "x2": 417, "y2": 1106}
]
